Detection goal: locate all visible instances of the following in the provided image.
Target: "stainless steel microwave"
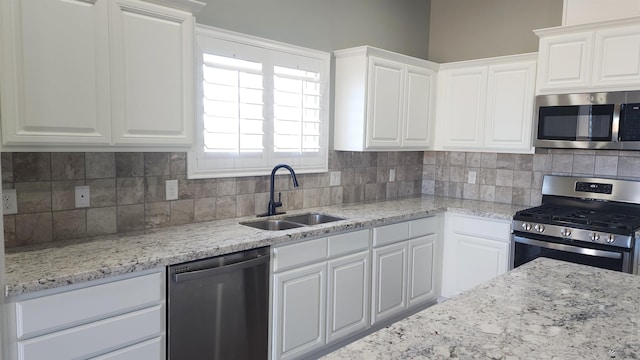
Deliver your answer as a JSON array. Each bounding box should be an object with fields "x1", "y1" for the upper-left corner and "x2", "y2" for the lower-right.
[{"x1": 534, "y1": 91, "x2": 640, "y2": 150}]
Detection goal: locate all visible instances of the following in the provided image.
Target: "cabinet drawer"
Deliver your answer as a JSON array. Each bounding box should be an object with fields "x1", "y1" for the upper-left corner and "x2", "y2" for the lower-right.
[
  {"x1": 16, "y1": 271, "x2": 164, "y2": 339},
  {"x1": 328, "y1": 230, "x2": 370, "y2": 258},
  {"x1": 373, "y1": 222, "x2": 410, "y2": 247},
  {"x1": 18, "y1": 304, "x2": 164, "y2": 360},
  {"x1": 273, "y1": 237, "x2": 328, "y2": 272},
  {"x1": 450, "y1": 214, "x2": 511, "y2": 241},
  {"x1": 409, "y1": 216, "x2": 439, "y2": 238},
  {"x1": 90, "y1": 336, "x2": 164, "y2": 360}
]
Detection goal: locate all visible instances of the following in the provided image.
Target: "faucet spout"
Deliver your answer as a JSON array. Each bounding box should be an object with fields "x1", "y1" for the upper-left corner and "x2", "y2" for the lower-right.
[{"x1": 260, "y1": 164, "x2": 299, "y2": 217}]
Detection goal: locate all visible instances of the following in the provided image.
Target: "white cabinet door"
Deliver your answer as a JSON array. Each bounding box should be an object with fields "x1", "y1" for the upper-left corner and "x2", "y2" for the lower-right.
[
  {"x1": 441, "y1": 214, "x2": 511, "y2": 298},
  {"x1": 484, "y1": 60, "x2": 536, "y2": 151},
  {"x1": 592, "y1": 24, "x2": 640, "y2": 88},
  {"x1": 109, "y1": 0, "x2": 194, "y2": 146},
  {"x1": 0, "y1": 0, "x2": 111, "y2": 145},
  {"x1": 402, "y1": 65, "x2": 435, "y2": 149},
  {"x1": 371, "y1": 241, "x2": 407, "y2": 325},
  {"x1": 326, "y1": 250, "x2": 369, "y2": 343},
  {"x1": 536, "y1": 32, "x2": 593, "y2": 93},
  {"x1": 454, "y1": 234, "x2": 509, "y2": 294},
  {"x1": 407, "y1": 234, "x2": 437, "y2": 307},
  {"x1": 273, "y1": 263, "x2": 326, "y2": 360},
  {"x1": 438, "y1": 66, "x2": 487, "y2": 150},
  {"x1": 366, "y1": 56, "x2": 404, "y2": 149}
]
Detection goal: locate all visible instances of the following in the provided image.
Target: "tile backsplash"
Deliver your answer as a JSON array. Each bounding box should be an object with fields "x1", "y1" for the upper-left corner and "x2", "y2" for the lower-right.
[
  {"x1": 2, "y1": 151, "x2": 424, "y2": 248},
  {"x1": 422, "y1": 149, "x2": 640, "y2": 207}
]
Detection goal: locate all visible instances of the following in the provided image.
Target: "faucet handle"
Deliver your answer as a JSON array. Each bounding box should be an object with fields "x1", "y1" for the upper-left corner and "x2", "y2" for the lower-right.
[{"x1": 275, "y1": 192, "x2": 282, "y2": 206}]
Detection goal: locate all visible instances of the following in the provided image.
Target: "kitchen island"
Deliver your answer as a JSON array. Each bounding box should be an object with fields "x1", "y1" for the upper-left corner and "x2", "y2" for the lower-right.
[{"x1": 323, "y1": 258, "x2": 640, "y2": 359}]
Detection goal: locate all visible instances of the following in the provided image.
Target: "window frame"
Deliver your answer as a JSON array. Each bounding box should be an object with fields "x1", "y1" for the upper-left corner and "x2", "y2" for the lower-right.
[{"x1": 187, "y1": 25, "x2": 331, "y2": 179}]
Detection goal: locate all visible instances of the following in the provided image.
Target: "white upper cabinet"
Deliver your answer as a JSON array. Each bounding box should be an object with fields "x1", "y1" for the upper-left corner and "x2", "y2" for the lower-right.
[
  {"x1": 334, "y1": 46, "x2": 438, "y2": 151},
  {"x1": 0, "y1": 0, "x2": 203, "y2": 150},
  {"x1": 535, "y1": 17, "x2": 640, "y2": 94},
  {"x1": 435, "y1": 53, "x2": 537, "y2": 153},
  {"x1": 0, "y1": 0, "x2": 112, "y2": 146},
  {"x1": 109, "y1": 0, "x2": 195, "y2": 146}
]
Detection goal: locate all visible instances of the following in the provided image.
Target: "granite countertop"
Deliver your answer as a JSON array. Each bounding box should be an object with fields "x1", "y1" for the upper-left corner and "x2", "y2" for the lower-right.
[
  {"x1": 4, "y1": 195, "x2": 524, "y2": 297},
  {"x1": 323, "y1": 258, "x2": 640, "y2": 360}
]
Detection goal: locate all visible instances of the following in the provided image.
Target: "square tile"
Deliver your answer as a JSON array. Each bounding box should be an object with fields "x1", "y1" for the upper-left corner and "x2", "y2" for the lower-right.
[
  {"x1": 144, "y1": 152, "x2": 171, "y2": 176},
  {"x1": 51, "y1": 153, "x2": 85, "y2": 180},
  {"x1": 52, "y1": 209, "x2": 86, "y2": 240},
  {"x1": 116, "y1": 177, "x2": 145, "y2": 205},
  {"x1": 117, "y1": 204, "x2": 145, "y2": 232},
  {"x1": 145, "y1": 202, "x2": 171, "y2": 228},
  {"x1": 171, "y1": 199, "x2": 195, "y2": 225},
  {"x1": 116, "y1": 153, "x2": 144, "y2": 177},
  {"x1": 16, "y1": 212, "x2": 53, "y2": 245},
  {"x1": 16, "y1": 181, "x2": 52, "y2": 213},
  {"x1": 14, "y1": 153, "x2": 51, "y2": 181},
  {"x1": 86, "y1": 207, "x2": 117, "y2": 236},
  {"x1": 194, "y1": 198, "x2": 216, "y2": 222},
  {"x1": 86, "y1": 153, "x2": 116, "y2": 179}
]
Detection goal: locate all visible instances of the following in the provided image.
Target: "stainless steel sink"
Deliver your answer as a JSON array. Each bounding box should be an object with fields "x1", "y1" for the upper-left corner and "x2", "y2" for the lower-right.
[
  {"x1": 240, "y1": 219, "x2": 305, "y2": 231},
  {"x1": 282, "y1": 213, "x2": 345, "y2": 225}
]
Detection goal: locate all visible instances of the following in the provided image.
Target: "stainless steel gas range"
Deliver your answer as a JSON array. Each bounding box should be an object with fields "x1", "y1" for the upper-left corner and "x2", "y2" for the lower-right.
[{"x1": 512, "y1": 175, "x2": 640, "y2": 274}]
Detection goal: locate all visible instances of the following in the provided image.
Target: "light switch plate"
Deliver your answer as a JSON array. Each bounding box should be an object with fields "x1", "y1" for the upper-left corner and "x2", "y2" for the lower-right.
[
  {"x1": 166, "y1": 180, "x2": 179, "y2": 201},
  {"x1": 75, "y1": 186, "x2": 90, "y2": 208},
  {"x1": 330, "y1": 171, "x2": 341, "y2": 186}
]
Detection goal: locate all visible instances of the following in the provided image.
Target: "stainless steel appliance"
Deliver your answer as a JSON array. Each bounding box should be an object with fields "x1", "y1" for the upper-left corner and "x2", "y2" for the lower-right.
[
  {"x1": 512, "y1": 175, "x2": 640, "y2": 273},
  {"x1": 167, "y1": 247, "x2": 270, "y2": 360},
  {"x1": 534, "y1": 90, "x2": 640, "y2": 150}
]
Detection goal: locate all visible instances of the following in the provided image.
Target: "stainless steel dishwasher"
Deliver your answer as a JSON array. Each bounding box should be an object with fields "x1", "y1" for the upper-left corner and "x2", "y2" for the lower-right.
[{"x1": 167, "y1": 247, "x2": 270, "y2": 360}]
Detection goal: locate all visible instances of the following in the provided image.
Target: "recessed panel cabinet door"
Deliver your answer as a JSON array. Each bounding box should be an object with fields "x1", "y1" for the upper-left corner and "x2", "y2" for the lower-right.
[
  {"x1": 403, "y1": 65, "x2": 434, "y2": 148},
  {"x1": 273, "y1": 263, "x2": 326, "y2": 360},
  {"x1": 407, "y1": 234, "x2": 436, "y2": 307},
  {"x1": 536, "y1": 32, "x2": 593, "y2": 92},
  {"x1": 439, "y1": 66, "x2": 487, "y2": 149},
  {"x1": 371, "y1": 241, "x2": 407, "y2": 324},
  {"x1": 366, "y1": 56, "x2": 403, "y2": 149},
  {"x1": 592, "y1": 24, "x2": 640, "y2": 88},
  {"x1": 326, "y1": 250, "x2": 370, "y2": 343},
  {"x1": 0, "y1": 0, "x2": 111, "y2": 145},
  {"x1": 484, "y1": 61, "x2": 536, "y2": 151},
  {"x1": 109, "y1": 0, "x2": 194, "y2": 146}
]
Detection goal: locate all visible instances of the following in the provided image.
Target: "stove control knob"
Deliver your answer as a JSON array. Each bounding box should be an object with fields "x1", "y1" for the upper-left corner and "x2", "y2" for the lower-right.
[
  {"x1": 590, "y1": 232, "x2": 600, "y2": 242},
  {"x1": 606, "y1": 234, "x2": 616, "y2": 244},
  {"x1": 522, "y1": 223, "x2": 532, "y2": 231},
  {"x1": 534, "y1": 224, "x2": 545, "y2": 233},
  {"x1": 561, "y1": 228, "x2": 572, "y2": 237}
]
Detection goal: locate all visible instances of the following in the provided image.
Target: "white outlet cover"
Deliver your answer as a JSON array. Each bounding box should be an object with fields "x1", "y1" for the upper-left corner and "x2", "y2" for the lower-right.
[
  {"x1": 75, "y1": 186, "x2": 90, "y2": 208},
  {"x1": 330, "y1": 171, "x2": 341, "y2": 186},
  {"x1": 3, "y1": 188, "x2": 17, "y2": 215},
  {"x1": 166, "y1": 180, "x2": 179, "y2": 201},
  {"x1": 389, "y1": 169, "x2": 396, "y2": 182}
]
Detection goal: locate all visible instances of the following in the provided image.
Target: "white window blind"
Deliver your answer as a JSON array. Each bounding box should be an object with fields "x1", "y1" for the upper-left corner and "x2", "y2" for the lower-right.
[{"x1": 188, "y1": 26, "x2": 330, "y2": 179}]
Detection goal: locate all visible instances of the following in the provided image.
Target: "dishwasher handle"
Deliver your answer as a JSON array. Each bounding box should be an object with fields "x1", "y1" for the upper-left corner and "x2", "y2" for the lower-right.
[{"x1": 172, "y1": 254, "x2": 270, "y2": 283}]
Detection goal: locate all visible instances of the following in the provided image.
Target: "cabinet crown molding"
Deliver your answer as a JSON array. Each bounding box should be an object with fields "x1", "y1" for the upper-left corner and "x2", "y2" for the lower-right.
[
  {"x1": 438, "y1": 52, "x2": 538, "y2": 70},
  {"x1": 141, "y1": 0, "x2": 205, "y2": 13},
  {"x1": 334, "y1": 45, "x2": 438, "y2": 70},
  {"x1": 534, "y1": 15, "x2": 640, "y2": 37}
]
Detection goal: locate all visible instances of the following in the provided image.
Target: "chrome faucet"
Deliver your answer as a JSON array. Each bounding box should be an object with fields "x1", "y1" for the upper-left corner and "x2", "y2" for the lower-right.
[{"x1": 260, "y1": 164, "x2": 299, "y2": 217}]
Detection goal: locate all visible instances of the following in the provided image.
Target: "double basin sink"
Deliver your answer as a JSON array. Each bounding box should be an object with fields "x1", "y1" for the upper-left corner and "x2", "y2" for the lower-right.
[{"x1": 241, "y1": 213, "x2": 345, "y2": 231}]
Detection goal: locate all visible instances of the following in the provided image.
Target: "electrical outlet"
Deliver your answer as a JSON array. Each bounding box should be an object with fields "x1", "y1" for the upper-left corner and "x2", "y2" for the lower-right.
[
  {"x1": 75, "y1": 186, "x2": 90, "y2": 208},
  {"x1": 389, "y1": 169, "x2": 396, "y2": 182},
  {"x1": 3, "y1": 188, "x2": 17, "y2": 215},
  {"x1": 166, "y1": 180, "x2": 179, "y2": 201}
]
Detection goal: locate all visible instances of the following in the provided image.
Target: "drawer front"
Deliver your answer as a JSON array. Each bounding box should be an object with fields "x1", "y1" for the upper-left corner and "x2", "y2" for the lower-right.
[
  {"x1": 327, "y1": 230, "x2": 370, "y2": 258},
  {"x1": 409, "y1": 216, "x2": 439, "y2": 238},
  {"x1": 16, "y1": 271, "x2": 164, "y2": 339},
  {"x1": 450, "y1": 214, "x2": 511, "y2": 241},
  {"x1": 373, "y1": 222, "x2": 410, "y2": 247},
  {"x1": 273, "y1": 237, "x2": 328, "y2": 272},
  {"x1": 18, "y1": 304, "x2": 164, "y2": 360},
  {"x1": 90, "y1": 336, "x2": 164, "y2": 360}
]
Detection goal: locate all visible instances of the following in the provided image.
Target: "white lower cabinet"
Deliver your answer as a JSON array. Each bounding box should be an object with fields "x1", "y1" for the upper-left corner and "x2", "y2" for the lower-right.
[
  {"x1": 273, "y1": 263, "x2": 327, "y2": 360},
  {"x1": 6, "y1": 269, "x2": 166, "y2": 360},
  {"x1": 441, "y1": 213, "x2": 511, "y2": 298},
  {"x1": 371, "y1": 241, "x2": 408, "y2": 324},
  {"x1": 326, "y1": 250, "x2": 370, "y2": 343},
  {"x1": 271, "y1": 217, "x2": 440, "y2": 359}
]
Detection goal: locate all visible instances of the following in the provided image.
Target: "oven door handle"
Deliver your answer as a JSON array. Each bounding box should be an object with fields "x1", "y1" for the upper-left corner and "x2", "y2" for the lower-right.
[{"x1": 513, "y1": 236, "x2": 623, "y2": 260}]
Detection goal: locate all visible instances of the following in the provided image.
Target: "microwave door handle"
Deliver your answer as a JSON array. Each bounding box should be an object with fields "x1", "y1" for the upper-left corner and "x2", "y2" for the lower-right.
[{"x1": 514, "y1": 236, "x2": 623, "y2": 260}]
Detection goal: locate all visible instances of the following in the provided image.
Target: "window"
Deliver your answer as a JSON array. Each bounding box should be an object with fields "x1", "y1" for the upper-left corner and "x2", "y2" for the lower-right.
[{"x1": 187, "y1": 26, "x2": 330, "y2": 179}]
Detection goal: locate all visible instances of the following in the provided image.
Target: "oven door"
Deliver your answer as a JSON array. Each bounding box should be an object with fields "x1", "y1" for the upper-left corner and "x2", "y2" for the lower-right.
[{"x1": 512, "y1": 233, "x2": 633, "y2": 273}]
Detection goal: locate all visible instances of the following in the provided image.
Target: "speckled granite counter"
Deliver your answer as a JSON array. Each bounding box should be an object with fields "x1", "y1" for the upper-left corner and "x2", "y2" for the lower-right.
[
  {"x1": 4, "y1": 195, "x2": 524, "y2": 297},
  {"x1": 323, "y1": 258, "x2": 640, "y2": 360}
]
